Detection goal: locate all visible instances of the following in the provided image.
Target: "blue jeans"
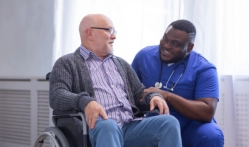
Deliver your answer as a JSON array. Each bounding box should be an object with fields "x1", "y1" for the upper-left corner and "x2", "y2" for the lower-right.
[{"x1": 88, "y1": 115, "x2": 182, "y2": 147}]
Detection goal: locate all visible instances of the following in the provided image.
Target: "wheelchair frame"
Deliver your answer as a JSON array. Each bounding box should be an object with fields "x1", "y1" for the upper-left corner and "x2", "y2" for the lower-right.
[{"x1": 34, "y1": 110, "x2": 90, "y2": 147}]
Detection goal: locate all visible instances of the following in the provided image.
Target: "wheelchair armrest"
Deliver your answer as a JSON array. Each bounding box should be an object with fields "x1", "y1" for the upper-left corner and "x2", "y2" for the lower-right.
[
  {"x1": 53, "y1": 109, "x2": 79, "y2": 116},
  {"x1": 52, "y1": 109, "x2": 88, "y2": 135},
  {"x1": 52, "y1": 109, "x2": 85, "y2": 119},
  {"x1": 136, "y1": 105, "x2": 160, "y2": 118}
]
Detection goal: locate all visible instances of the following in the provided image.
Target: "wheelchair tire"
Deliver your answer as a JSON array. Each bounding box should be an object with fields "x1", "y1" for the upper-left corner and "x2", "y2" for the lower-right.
[{"x1": 34, "y1": 127, "x2": 71, "y2": 147}]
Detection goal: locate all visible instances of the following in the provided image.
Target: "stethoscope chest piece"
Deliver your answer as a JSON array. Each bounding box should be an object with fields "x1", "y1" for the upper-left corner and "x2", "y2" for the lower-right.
[{"x1": 155, "y1": 82, "x2": 162, "y2": 88}]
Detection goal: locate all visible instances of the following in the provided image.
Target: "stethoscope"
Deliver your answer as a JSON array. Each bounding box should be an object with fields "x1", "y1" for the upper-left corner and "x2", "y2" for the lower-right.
[{"x1": 155, "y1": 57, "x2": 188, "y2": 91}]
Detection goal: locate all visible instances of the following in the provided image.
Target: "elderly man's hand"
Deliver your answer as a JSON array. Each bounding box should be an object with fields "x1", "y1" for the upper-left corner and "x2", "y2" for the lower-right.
[
  {"x1": 150, "y1": 96, "x2": 169, "y2": 114},
  {"x1": 84, "y1": 101, "x2": 108, "y2": 130}
]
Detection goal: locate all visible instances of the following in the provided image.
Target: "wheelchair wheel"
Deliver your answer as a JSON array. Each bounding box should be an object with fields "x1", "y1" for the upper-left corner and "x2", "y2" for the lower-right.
[{"x1": 34, "y1": 127, "x2": 70, "y2": 147}]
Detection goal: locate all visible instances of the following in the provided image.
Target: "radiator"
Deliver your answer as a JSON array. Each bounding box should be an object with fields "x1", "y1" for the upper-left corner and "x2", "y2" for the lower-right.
[
  {"x1": 0, "y1": 78, "x2": 51, "y2": 147},
  {"x1": 215, "y1": 75, "x2": 249, "y2": 147}
]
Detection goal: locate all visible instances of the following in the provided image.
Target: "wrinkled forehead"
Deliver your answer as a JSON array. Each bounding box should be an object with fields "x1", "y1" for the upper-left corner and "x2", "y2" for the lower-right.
[{"x1": 94, "y1": 15, "x2": 115, "y2": 28}]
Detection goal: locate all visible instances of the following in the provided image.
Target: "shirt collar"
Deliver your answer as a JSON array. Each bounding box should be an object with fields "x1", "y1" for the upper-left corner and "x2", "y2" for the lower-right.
[{"x1": 79, "y1": 45, "x2": 113, "y2": 60}]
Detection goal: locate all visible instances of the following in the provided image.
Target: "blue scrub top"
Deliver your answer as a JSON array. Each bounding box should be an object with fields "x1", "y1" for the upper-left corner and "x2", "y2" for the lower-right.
[{"x1": 131, "y1": 45, "x2": 219, "y2": 129}]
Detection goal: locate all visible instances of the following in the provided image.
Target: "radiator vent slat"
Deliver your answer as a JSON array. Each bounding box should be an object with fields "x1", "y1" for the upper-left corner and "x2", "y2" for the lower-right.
[
  {"x1": 0, "y1": 89, "x2": 31, "y2": 145},
  {"x1": 37, "y1": 90, "x2": 50, "y2": 137}
]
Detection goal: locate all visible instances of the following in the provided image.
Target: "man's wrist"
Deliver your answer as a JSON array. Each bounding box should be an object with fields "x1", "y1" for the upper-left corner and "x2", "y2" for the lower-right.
[{"x1": 147, "y1": 92, "x2": 164, "y2": 102}]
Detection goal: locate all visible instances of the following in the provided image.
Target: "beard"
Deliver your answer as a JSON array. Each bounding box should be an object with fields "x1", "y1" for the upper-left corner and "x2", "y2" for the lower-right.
[{"x1": 107, "y1": 47, "x2": 113, "y2": 54}]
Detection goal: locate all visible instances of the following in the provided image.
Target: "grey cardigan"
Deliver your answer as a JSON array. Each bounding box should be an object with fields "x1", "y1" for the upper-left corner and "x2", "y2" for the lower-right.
[{"x1": 49, "y1": 48, "x2": 157, "y2": 116}]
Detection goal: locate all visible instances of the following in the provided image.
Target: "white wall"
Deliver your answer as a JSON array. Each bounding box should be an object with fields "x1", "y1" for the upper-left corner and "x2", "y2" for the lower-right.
[{"x1": 0, "y1": 0, "x2": 54, "y2": 78}]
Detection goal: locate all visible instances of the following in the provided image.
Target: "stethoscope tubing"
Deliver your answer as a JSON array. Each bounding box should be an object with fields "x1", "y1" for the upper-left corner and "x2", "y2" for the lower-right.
[{"x1": 156, "y1": 56, "x2": 188, "y2": 90}]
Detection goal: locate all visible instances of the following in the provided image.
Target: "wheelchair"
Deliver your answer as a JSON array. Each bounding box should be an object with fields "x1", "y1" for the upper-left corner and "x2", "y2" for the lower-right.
[
  {"x1": 34, "y1": 73, "x2": 159, "y2": 147},
  {"x1": 34, "y1": 109, "x2": 90, "y2": 147}
]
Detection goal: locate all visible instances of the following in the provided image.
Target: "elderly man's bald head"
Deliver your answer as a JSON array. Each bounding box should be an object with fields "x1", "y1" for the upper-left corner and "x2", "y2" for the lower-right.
[{"x1": 79, "y1": 14, "x2": 114, "y2": 40}]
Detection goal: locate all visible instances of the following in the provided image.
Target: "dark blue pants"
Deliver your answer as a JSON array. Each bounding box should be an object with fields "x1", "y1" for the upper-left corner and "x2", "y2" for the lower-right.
[{"x1": 181, "y1": 119, "x2": 224, "y2": 147}]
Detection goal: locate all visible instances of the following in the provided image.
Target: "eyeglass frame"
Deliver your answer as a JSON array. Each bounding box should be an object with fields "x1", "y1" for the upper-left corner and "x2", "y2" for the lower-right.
[{"x1": 90, "y1": 27, "x2": 117, "y2": 35}]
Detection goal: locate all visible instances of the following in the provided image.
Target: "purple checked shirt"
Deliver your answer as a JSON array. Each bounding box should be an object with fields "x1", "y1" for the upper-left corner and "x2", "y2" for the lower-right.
[{"x1": 80, "y1": 46, "x2": 133, "y2": 127}]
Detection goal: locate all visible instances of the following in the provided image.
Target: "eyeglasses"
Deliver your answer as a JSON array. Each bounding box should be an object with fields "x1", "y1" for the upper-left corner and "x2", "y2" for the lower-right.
[{"x1": 91, "y1": 27, "x2": 117, "y2": 35}]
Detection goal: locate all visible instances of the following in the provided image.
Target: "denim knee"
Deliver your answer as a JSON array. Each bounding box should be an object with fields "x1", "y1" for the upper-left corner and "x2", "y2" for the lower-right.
[
  {"x1": 94, "y1": 119, "x2": 119, "y2": 132},
  {"x1": 158, "y1": 115, "x2": 180, "y2": 129},
  {"x1": 89, "y1": 119, "x2": 123, "y2": 147},
  {"x1": 154, "y1": 115, "x2": 182, "y2": 147}
]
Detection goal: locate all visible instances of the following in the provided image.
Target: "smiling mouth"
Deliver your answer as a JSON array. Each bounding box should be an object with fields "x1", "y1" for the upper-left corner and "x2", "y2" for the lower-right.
[{"x1": 162, "y1": 48, "x2": 171, "y2": 55}]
